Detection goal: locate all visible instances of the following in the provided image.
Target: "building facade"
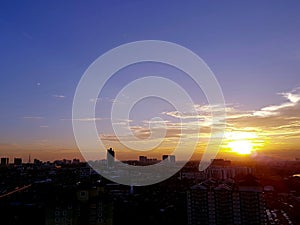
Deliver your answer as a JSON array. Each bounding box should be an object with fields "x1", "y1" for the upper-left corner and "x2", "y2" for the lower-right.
[{"x1": 187, "y1": 176, "x2": 266, "y2": 225}]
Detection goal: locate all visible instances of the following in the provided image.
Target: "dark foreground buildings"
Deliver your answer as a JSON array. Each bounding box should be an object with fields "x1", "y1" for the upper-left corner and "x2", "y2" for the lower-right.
[
  {"x1": 1, "y1": 157, "x2": 299, "y2": 225},
  {"x1": 187, "y1": 175, "x2": 266, "y2": 225},
  {"x1": 0, "y1": 181, "x2": 113, "y2": 225}
]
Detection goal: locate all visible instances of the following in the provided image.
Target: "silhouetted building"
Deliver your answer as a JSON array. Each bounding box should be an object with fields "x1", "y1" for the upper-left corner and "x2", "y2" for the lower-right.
[
  {"x1": 1, "y1": 157, "x2": 9, "y2": 166},
  {"x1": 138, "y1": 156, "x2": 158, "y2": 165},
  {"x1": 202, "y1": 159, "x2": 253, "y2": 180},
  {"x1": 211, "y1": 158, "x2": 231, "y2": 166},
  {"x1": 14, "y1": 157, "x2": 22, "y2": 165},
  {"x1": 162, "y1": 155, "x2": 169, "y2": 161},
  {"x1": 139, "y1": 156, "x2": 147, "y2": 162},
  {"x1": 162, "y1": 155, "x2": 176, "y2": 163},
  {"x1": 62, "y1": 159, "x2": 71, "y2": 165},
  {"x1": 107, "y1": 148, "x2": 115, "y2": 168},
  {"x1": 33, "y1": 158, "x2": 42, "y2": 165},
  {"x1": 72, "y1": 158, "x2": 80, "y2": 164}
]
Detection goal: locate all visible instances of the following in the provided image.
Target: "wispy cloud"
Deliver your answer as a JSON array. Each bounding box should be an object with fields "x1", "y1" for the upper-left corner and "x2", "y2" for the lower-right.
[
  {"x1": 62, "y1": 117, "x2": 107, "y2": 122},
  {"x1": 52, "y1": 94, "x2": 66, "y2": 99},
  {"x1": 100, "y1": 86, "x2": 300, "y2": 154},
  {"x1": 89, "y1": 98, "x2": 102, "y2": 103},
  {"x1": 253, "y1": 87, "x2": 300, "y2": 117},
  {"x1": 23, "y1": 116, "x2": 44, "y2": 120},
  {"x1": 279, "y1": 88, "x2": 300, "y2": 103},
  {"x1": 224, "y1": 87, "x2": 300, "y2": 150},
  {"x1": 89, "y1": 97, "x2": 116, "y2": 103},
  {"x1": 111, "y1": 119, "x2": 133, "y2": 125}
]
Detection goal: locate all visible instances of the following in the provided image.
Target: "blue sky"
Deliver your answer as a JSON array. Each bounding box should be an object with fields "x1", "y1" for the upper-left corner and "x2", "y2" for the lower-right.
[{"x1": 1, "y1": 1, "x2": 300, "y2": 161}]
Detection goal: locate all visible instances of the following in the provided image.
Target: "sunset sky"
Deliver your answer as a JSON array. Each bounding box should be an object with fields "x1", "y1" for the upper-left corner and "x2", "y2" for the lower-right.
[{"x1": 1, "y1": 1, "x2": 300, "y2": 162}]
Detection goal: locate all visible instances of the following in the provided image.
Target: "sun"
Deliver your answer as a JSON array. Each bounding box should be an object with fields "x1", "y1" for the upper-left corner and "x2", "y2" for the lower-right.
[
  {"x1": 228, "y1": 140, "x2": 253, "y2": 155},
  {"x1": 225, "y1": 131, "x2": 257, "y2": 155}
]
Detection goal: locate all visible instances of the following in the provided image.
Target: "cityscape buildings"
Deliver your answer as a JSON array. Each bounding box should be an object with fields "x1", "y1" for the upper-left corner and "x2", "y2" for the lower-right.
[{"x1": 187, "y1": 175, "x2": 266, "y2": 225}]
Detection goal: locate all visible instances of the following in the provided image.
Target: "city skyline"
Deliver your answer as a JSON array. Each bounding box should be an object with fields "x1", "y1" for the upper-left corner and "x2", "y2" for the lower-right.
[
  {"x1": 1, "y1": 1, "x2": 300, "y2": 162},
  {"x1": 1, "y1": 2, "x2": 300, "y2": 225}
]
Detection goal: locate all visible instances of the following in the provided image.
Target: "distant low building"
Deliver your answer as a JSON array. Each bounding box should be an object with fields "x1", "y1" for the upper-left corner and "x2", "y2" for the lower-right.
[
  {"x1": 201, "y1": 159, "x2": 253, "y2": 180},
  {"x1": 162, "y1": 155, "x2": 176, "y2": 163},
  {"x1": 169, "y1": 155, "x2": 176, "y2": 163},
  {"x1": 34, "y1": 158, "x2": 42, "y2": 165},
  {"x1": 14, "y1": 157, "x2": 22, "y2": 165},
  {"x1": 138, "y1": 155, "x2": 158, "y2": 165},
  {"x1": 72, "y1": 158, "x2": 80, "y2": 165},
  {"x1": 162, "y1": 155, "x2": 169, "y2": 161},
  {"x1": 62, "y1": 159, "x2": 71, "y2": 165},
  {"x1": 211, "y1": 158, "x2": 231, "y2": 166},
  {"x1": 139, "y1": 155, "x2": 147, "y2": 162}
]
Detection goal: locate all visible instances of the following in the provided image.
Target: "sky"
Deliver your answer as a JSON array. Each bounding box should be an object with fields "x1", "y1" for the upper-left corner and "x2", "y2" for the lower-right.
[{"x1": 0, "y1": 1, "x2": 300, "y2": 162}]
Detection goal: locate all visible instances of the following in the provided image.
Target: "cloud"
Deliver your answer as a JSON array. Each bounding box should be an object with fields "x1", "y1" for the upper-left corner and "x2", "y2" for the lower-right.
[
  {"x1": 100, "y1": 118, "x2": 208, "y2": 144},
  {"x1": 23, "y1": 116, "x2": 44, "y2": 120},
  {"x1": 99, "y1": 134, "x2": 120, "y2": 142},
  {"x1": 98, "y1": 87, "x2": 300, "y2": 157},
  {"x1": 89, "y1": 98, "x2": 102, "y2": 103},
  {"x1": 225, "y1": 87, "x2": 300, "y2": 149},
  {"x1": 253, "y1": 87, "x2": 300, "y2": 117},
  {"x1": 89, "y1": 97, "x2": 116, "y2": 103},
  {"x1": 39, "y1": 125, "x2": 49, "y2": 128},
  {"x1": 62, "y1": 117, "x2": 107, "y2": 122},
  {"x1": 52, "y1": 94, "x2": 66, "y2": 99},
  {"x1": 279, "y1": 88, "x2": 300, "y2": 103}
]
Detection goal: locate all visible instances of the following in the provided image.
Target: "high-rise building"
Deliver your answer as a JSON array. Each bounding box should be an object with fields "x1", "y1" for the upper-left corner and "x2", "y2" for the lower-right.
[
  {"x1": 0, "y1": 157, "x2": 9, "y2": 166},
  {"x1": 187, "y1": 175, "x2": 266, "y2": 225},
  {"x1": 107, "y1": 148, "x2": 115, "y2": 168}
]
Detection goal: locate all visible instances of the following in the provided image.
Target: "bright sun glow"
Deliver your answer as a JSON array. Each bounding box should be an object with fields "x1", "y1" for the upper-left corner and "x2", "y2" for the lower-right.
[
  {"x1": 228, "y1": 140, "x2": 253, "y2": 155},
  {"x1": 225, "y1": 132, "x2": 257, "y2": 155}
]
